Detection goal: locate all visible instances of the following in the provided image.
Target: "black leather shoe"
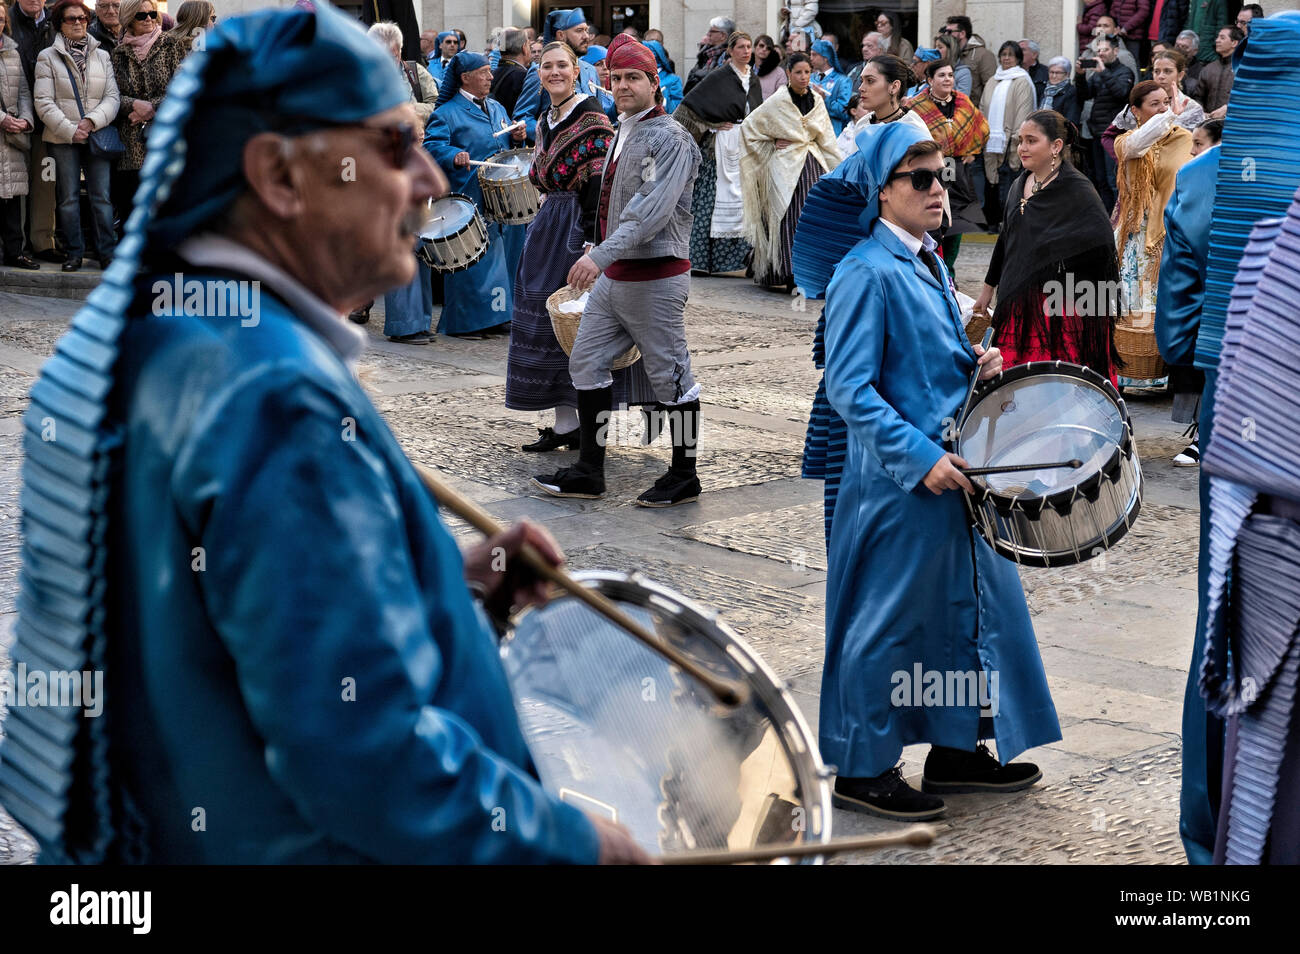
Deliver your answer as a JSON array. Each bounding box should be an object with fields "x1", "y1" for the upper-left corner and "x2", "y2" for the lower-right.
[
  {"x1": 635, "y1": 468, "x2": 701, "y2": 508},
  {"x1": 4, "y1": 255, "x2": 40, "y2": 270},
  {"x1": 532, "y1": 463, "x2": 605, "y2": 499},
  {"x1": 833, "y1": 766, "x2": 946, "y2": 821},
  {"x1": 522, "y1": 426, "x2": 579, "y2": 452},
  {"x1": 33, "y1": 248, "x2": 66, "y2": 264},
  {"x1": 348, "y1": 301, "x2": 372, "y2": 325},
  {"x1": 922, "y1": 743, "x2": 1042, "y2": 794},
  {"x1": 62, "y1": 258, "x2": 82, "y2": 273}
]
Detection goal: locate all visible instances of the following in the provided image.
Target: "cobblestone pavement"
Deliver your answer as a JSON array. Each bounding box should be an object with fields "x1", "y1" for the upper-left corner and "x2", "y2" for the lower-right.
[{"x1": 0, "y1": 239, "x2": 1201, "y2": 864}]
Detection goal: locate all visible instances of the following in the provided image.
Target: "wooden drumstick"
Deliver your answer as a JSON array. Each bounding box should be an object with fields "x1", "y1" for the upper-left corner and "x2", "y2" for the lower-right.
[
  {"x1": 658, "y1": 825, "x2": 938, "y2": 865},
  {"x1": 413, "y1": 462, "x2": 750, "y2": 707},
  {"x1": 963, "y1": 459, "x2": 1084, "y2": 477},
  {"x1": 493, "y1": 121, "x2": 526, "y2": 137}
]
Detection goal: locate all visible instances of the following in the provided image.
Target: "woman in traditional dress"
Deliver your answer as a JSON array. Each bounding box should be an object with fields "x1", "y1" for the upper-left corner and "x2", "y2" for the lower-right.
[
  {"x1": 673, "y1": 30, "x2": 762, "y2": 275},
  {"x1": 979, "y1": 40, "x2": 1036, "y2": 230},
  {"x1": 1113, "y1": 80, "x2": 1194, "y2": 389},
  {"x1": 908, "y1": 59, "x2": 989, "y2": 270},
  {"x1": 973, "y1": 109, "x2": 1121, "y2": 383},
  {"x1": 1102, "y1": 50, "x2": 1204, "y2": 169},
  {"x1": 505, "y1": 41, "x2": 654, "y2": 452},
  {"x1": 754, "y1": 34, "x2": 786, "y2": 100},
  {"x1": 740, "y1": 52, "x2": 840, "y2": 291}
]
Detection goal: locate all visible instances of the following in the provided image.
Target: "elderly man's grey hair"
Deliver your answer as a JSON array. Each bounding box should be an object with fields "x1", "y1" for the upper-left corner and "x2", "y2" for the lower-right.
[
  {"x1": 1047, "y1": 56, "x2": 1071, "y2": 71},
  {"x1": 863, "y1": 31, "x2": 885, "y2": 51},
  {"x1": 709, "y1": 16, "x2": 736, "y2": 34},
  {"x1": 1019, "y1": 38, "x2": 1040, "y2": 53},
  {"x1": 367, "y1": 21, "x2": 404, "y2": 56},
  {"x1": 500, "y1": 27, "x2": 527, "y2": 56},
  {"x1": 1177, "y1": 29, "x2": 1200, "y2": 49}
]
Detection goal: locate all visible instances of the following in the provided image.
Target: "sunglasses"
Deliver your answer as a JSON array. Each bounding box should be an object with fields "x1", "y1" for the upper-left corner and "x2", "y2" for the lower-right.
[
  {"x1": 886, "y1": 167, "x2": 951, "y2": 191},
  {"x1": 62, "y1": 15, "x2": 89, "y2": 23},
  {"x1": 134, "y1": 10, "x2": 158, "y2": 20},
  {"x1": 354, "y1": 122, "x2": 418, "y2": 169}
]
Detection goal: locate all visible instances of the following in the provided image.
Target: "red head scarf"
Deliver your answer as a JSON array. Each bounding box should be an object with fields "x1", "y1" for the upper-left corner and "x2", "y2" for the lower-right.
[{"x1": 606, "y1": 33, "x2": 659, "y2": 85}]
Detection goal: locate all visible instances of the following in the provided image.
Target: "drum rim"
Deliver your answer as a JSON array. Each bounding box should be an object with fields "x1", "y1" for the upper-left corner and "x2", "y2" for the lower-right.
[
  {"x1": 479, "y1": 147, "x2": 534, "y2": 182},
  {"x1": 959, "y1": 360, "x2": 1135, "y2": 514},
  {"x1": 501, "y1": 568, "x2": 834, "y2": 860}
]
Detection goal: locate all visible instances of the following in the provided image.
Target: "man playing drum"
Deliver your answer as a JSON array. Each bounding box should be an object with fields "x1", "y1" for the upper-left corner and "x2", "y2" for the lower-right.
[
  {"x1": 797, "y1": 121, "x2": 1061, "y2": 820},
  {"x1": 0, "y1": 4, "x2": 648, "y2": 865},
  {"x1": 532, "y1": 33, "x2": 704, "y2": 508}
]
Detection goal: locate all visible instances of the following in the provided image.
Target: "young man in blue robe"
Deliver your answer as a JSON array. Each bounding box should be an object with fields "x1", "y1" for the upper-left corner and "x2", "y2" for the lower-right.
[
  {"x1": 427, "y1": 29, "x2": 459, "y2": 85},
  {"x1": 0, "y1": 4, "x2": 648, "y2": 866},
  {"x1": 423, "y1": 51, "x2": 528, "y2": 336},
  {"x1": 810, "y1": 39, "x2": 851, "y2": 135},
  {"x1": 511, "y1": 7, "x2": 616, "y2": 142},
  {"x1": 800, "y1": 122, "x2": 1061, "y2": 820}
]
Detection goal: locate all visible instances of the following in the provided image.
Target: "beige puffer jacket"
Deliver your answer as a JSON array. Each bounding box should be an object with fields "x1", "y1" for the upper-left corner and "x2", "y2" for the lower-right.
[
  {"x1": 34, "y1": 33, "x2": 120, "y2": 145},
  {"x1": 0, "y1": 41, "x2": 35, "y2": 199}
]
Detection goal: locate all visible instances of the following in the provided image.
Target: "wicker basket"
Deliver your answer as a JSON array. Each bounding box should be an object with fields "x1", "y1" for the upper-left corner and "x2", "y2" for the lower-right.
[
  {"x1": 1114, "y1": 314, "x2": 1167, "y2": 380},
  {"x1": 966, "y1": 308, "x2": 993, "y2": 348},
  {"x1": 546, "y1": 285, "x2": 642, "y2": 370}
]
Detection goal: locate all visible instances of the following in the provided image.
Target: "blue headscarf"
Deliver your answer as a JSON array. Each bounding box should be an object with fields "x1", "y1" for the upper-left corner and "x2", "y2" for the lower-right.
[
  {"x1": 434, "y1": 30, "x2": 457, "y2": 53},
  {"x1": 792, "y1": 121, "x2": 928, "y2": 298},
  {"x1": 811, "y1": 39, "x2": 841, "y2": 74},
  {"x1": 582, "y1": 44, "x2": 606, "y2": 64},
  {"x1": 914, "y1": 47, "x2": 943, "y2": 63},
  {"x1": 543, "y1": 8, "x2": 588, "y2": 44},
  {"x1": 644, "y1": 39, "x2": 672, "y2": 74},
  {"x1": 433, "y1": 50, "x2": 491, "y2": 108},
  {"x1": 147, "y1": 3, "x2": 411, "y2": 248}
]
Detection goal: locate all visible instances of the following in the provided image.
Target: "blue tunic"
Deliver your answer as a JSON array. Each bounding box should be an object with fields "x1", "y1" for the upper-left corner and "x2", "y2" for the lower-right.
[
  {"x1": 819, "y1": 221, "x2": 1061, "y2": 776},
  {"x1": 427, "y1": 56, "x2": 452, "y2": 88},
  {"x1": 1156, "y1": 145, "x2": 1224, "y2": 865},
  {"x1": 91, "y1": 278, "x2": 600, "y2": 863},
  {"x1": 813, "y1": 69, "x2": 852, "y2": 134},
  {"x1": 424, "y1": 94, "x2": 525, "y2": 334},
  {"x1": 511, "y1": 59, "x2": 616, "y2": 141}
]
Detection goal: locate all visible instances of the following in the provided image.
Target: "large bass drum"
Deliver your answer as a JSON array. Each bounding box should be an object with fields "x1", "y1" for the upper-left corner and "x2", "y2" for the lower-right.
[
  {"x1": 500, "y1": 571, "x2": 832, "y2": 863},
  {"x1": 957, "y1": 361, "x2": 1142, "y2": 567}
]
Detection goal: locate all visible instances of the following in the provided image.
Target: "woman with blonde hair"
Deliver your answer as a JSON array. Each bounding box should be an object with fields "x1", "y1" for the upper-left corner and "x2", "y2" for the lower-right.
[
  {"x1": 741, "y1": 52, "x2": 840, "y2": 291},
  {"x1": 169, "y1": 0, "x2": 215, "y2": 52},
  {"x1": 1113, "y1": 79, "x2": 1194, "y2": 389}
]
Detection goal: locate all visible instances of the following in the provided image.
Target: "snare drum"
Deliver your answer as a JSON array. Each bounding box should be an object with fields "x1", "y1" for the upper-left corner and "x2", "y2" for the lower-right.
[
  {"x1": 957, "y1": 361, "x2": 1142, "y2": 567},
  {"x1": 500, "y1": 571, "x2": 832, "y2": 862},
  {"x1": 477, "y1": 148, "x2": 540, "y2": 225},
  {"x1": 417, "y1": 194, "x2": 489, "y2": 273}
]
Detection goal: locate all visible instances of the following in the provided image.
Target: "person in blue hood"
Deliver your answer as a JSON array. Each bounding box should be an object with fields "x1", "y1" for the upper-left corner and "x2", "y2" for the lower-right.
[
  {"x1": 809, "y1": 38, "x2": 851, "y2": 133},
  {"x1": 0, "y1": 2, "x2": 647, "y2": 866},
  {"x1": 646, "y1": 39, "x2": 683, "y2": 113},
  {"x1": 791, "y1": 122, "x2": 1060, "y2": 821}
]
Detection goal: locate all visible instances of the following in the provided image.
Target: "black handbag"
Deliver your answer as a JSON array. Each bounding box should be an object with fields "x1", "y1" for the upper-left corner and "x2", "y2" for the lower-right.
[{"x1": 61, "y1": 57, "x2": 125, "y2": 159}]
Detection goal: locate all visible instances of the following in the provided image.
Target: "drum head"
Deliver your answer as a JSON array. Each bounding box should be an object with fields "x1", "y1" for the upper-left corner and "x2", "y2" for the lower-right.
[
  {"x1": 959, "y1": 368, "x2": 1127, "y2": 497},
  {"x1": 423, "y1": 194, "x2": 478, "y2": 239},
  {"x1": 481, "y1": 149, "x2": 532, "y2": 180},
  {"x1": 500, "y1": 571, "x2": 831, "y2": 862}
]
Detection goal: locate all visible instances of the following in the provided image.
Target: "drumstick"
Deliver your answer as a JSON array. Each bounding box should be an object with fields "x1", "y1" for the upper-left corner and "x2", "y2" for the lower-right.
[
  {"x1": 467, "y1": 159, "x2": 515, "y2": 168},
  {"x1": 493, "y1": 121, "x2": 525, "y2": 137},
  {"x1": 955, "y1": 327, "x2": 995, "y2": 440},
  {"x1": 963, "y1": 459, "x2": 1084, "y2": 477},
  {"x1": 658, "y1": 825, "x2": 937, "y2": 865},
  {"x1": 413, "y1": 462, "x2": 750, "y2": 707},
  {"x1": 588, "y1": 80, "x2": 615, "y2": 95}
]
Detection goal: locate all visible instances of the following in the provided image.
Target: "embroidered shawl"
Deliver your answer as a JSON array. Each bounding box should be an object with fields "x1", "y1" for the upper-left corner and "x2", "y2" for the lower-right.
[{"x1": 531, "y1": 101, "x2": 613, "y2": 194}]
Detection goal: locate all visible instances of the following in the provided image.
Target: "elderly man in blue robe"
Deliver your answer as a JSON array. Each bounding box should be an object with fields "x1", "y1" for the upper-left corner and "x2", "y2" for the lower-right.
[
  {"x1": 0, "y1": 3, "x2": 648, "y2": 865},
  {"x1": 424, "y1": 50, "x2": 529, "y2": 336},
  {"x1": 1155, "y1": 140, "x2": 1224, "y2": 865},
  {"x1": 512, "y1": 7, "x2": 615, "y2": 141},
  {"x1": 792, "y1": 122, "x2": 1061, "y2": 820}
]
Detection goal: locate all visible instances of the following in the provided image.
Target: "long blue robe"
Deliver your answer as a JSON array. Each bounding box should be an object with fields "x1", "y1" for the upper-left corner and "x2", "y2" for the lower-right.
[
  {"x1": 819, "y1": 220, "x2": 1061, "y2": 776},
  {"x1": 511, "y1": 59, "x2": 616, "y2": 141},
  {"x1": 423, "y1": 94, "x2": 525, "y2": 334},
  {"x1": 813, "y1": 69, "x2": 852, "y2": 134},
  {"x1": 48, "y1": 276, "x2": 599, "y2": 863},
  {"x1": 1155, "y1": 146, "x2": 1224, "y2": 865}
]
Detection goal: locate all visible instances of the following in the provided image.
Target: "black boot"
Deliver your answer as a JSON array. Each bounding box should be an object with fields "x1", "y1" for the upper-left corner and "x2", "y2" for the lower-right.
[
  {"x1": 532, "y1": 386, "x2": 611, "y2": 498},
  {"x1": 637, "y1": 399, "x2": 701, "y2": 507},
  {"x1": 921, "y1": 743, "x2": 1042, "y2": 794},
  {"x1": 833, "y1": 766, "x2": 946, "y2": 821}
]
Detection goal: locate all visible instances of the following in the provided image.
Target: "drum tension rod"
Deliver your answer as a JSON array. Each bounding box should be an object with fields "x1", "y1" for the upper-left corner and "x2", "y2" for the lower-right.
[{"x1": 414, "y1": 462, "x2": 751, "y2": 707}]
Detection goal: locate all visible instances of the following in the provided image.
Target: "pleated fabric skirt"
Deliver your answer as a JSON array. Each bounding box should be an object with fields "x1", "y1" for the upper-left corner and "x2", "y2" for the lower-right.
[
  {"x1": 505, "y1": 191, "x2": 656, "y2": 410},
  {"x1": 756, "y1": 153, "x2": 822, "y2": 288},
  {"x1": 688, "y1": 149, "x2": 751, "y2": 275}
]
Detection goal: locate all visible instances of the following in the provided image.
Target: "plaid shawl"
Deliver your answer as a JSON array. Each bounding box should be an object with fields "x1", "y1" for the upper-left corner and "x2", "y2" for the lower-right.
[{"x1": 907, "y1": 90, "x2": 988, "y2": 158}]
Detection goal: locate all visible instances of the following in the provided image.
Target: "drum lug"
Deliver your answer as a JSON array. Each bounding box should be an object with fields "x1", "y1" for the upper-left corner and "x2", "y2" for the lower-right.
[{"x1": 819, "y1": 764, "x2": 837, "y2": 779}]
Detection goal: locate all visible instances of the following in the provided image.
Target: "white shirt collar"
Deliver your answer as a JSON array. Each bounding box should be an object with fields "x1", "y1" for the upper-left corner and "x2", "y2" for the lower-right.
[
  {"x1": 879, "y1": 217, "x2": 938, "y2": 257},
  {"x1": 177, "y1": 234, "x2": 367, "y2": 370},
  {"x1": 460, "y1": 88, "x2": 484, "y2": 106}
]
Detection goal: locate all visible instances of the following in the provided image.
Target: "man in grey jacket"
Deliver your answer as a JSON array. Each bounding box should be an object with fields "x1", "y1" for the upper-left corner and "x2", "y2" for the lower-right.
[{"x1": 534, "y1": 33, "x2": 704, "y2": 508}]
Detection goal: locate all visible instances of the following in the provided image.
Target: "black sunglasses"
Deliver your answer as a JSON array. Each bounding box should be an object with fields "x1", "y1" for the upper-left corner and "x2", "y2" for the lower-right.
[
  {"x1": 367, "y1": 122, "x2": 419, "y2": 169},
  {"x1": 134, "y1": 10, "x2": 159, "y2": 20},
  {"x1": 886, "y1": 167, "x2": 951, "y2": 191}
]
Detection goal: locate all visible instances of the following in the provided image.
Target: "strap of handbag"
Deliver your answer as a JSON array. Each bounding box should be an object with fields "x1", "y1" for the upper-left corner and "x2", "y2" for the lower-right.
[{"x1": 60, "y1": 56, "x2": 91, "y2": 127}]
